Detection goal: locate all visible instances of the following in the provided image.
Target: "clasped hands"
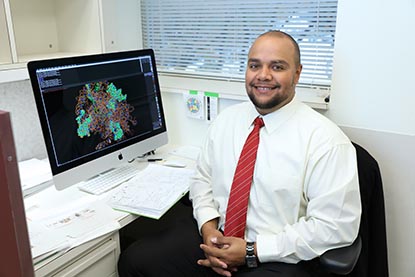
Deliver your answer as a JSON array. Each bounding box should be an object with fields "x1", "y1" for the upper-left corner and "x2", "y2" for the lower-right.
[{"x1": 198, "y1": 224, "x2": 247, "y2": 277}]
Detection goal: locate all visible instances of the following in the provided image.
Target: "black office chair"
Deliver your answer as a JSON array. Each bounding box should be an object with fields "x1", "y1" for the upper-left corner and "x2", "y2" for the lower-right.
[
  {"x1": 320, "y1": 236, "x2": 362, "y2": 275},
  {"x1": 319, "y1": 142, "x2": 389, "y2": 276}
]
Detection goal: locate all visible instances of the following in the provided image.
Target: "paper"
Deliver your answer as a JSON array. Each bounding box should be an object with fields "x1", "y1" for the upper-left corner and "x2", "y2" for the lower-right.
[
  {"x1": 18, "y1": 158, "x2": 52, "y2": 195},
  {"x1": 40, "y1": 202, "x2": 119, "y2": 239},
  {"x1": 109, "y1": 164, "x2": 194, "y2": 219},
  {"x1": 204, "y1": 91, "x2": 219, "y2": 122},
  {"x1": 27, "y1": 219, "x2": 70, "y2": 260},
  {"x1": 25, "y1": 185, "x2": 122, "y2": 260},
  {"x1": 28, "y1": 202, "x2": 120, "y2": 260},
  {"x1": 184, "y1": 91, "x2": 205, "y2": 120}
]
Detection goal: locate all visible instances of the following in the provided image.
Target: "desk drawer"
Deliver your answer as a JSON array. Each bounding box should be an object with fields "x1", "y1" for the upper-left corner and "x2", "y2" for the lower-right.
[{"x1": 35, "y1": 232, "x2": 120, "y2": 277}]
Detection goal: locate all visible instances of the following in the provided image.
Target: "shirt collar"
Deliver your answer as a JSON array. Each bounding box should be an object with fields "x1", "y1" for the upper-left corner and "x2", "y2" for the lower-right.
[{"x1": 247, "y1": 95, "x2": 301, "y2": 133}]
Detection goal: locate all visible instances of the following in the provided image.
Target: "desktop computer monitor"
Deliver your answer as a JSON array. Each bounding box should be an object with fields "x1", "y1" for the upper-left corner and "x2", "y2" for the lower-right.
[{"x1": 28, "y1": 49, "x2": 168, "y2": 190}]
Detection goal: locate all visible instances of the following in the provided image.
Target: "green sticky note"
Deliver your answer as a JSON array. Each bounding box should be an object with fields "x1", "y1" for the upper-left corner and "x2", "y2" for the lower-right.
[{"x1": 204, "y1": 91, "x2": 219, "y2": 98}]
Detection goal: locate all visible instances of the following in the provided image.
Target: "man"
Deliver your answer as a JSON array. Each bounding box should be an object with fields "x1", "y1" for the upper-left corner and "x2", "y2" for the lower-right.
[{"x1": 118, "y1": 30, "x2": 361, "y2": 277}]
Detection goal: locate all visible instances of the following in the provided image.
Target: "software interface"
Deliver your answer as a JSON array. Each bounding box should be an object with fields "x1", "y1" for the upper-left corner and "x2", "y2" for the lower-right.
[{"x1": 34, "y1": 55, "x2": 164, "y2": 168}]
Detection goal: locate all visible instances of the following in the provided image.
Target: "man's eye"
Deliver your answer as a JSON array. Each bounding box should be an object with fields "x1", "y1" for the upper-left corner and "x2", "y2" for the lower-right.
[
  {"x1": 249, "y1": 64, "x2": 259, "y2": 69},
  {"x1": 272, "y1": 65, "x2": 284, "y2": 70}
]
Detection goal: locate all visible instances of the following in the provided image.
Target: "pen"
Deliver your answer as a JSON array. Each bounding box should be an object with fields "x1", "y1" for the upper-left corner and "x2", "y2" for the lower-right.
[{"x1": 147, "y1": 158, "x2": 163, "y2": 162}]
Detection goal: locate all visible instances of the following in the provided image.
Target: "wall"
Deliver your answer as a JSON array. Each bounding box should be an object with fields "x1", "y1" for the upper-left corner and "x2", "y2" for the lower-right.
[
  {"x1": 326, "y1": 1, "x2": 415, "y2": 276},
  {"x1": 0, "y1": 0, "x2": 414, "y2": 276},
  {"x1": 0, "y1": 80, "x2": 46, "y2": 161},
  {"x1": 328, "y1": 0, "x2": 415, "y2": 135}
]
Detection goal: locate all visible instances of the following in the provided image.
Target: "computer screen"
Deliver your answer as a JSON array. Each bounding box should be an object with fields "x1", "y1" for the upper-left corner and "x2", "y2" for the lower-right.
[{"x1": 28, "y1": 49, "x2": 168, "y2": 190}]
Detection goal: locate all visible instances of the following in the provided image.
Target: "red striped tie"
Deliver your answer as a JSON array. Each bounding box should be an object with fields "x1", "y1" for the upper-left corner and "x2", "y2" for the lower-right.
[{"x1": 224, "y1": 116, "x2": 264, "y2": 238}]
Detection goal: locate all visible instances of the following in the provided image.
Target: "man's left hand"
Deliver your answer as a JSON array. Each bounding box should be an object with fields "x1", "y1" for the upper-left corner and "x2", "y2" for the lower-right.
[{"x1": 198, "y1": 236, "x2": 246, "y2": 272}]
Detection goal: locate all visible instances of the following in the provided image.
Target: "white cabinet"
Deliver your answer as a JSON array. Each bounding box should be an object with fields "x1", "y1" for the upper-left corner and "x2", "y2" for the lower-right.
[
  {"x1": 0, "y1": 0, "x2": 12, "y2": 65},
  {"x1": 100, "y1": 0, "x2": 142, "y2": 54},
  {"x1": 0, "y1": 0, "x2": 141, "y2": 81},
  {"x1": 10, "y1": 0, "x2": 103, "y2": 63},
  {"x1": 35, "y1": 232, "x2": 121, "y2": 277}
]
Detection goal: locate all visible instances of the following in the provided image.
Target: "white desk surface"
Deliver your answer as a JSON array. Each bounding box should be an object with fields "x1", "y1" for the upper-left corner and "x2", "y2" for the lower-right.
[{"x1": 25, "y1": 144, "x2": 199, "y2": 271}]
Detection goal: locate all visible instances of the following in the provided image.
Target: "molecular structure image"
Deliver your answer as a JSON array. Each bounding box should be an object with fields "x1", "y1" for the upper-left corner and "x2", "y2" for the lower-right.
[
  {"x1": 75, "y1": 81, "x2": 137, "y2": 150},
  {"x1": 186, "y1": 97, "x2": 202, "y2": 113}
]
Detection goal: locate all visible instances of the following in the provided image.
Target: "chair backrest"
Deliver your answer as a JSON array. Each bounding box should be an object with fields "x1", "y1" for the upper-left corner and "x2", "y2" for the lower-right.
[
  {"x1": 349, "y1": 142, "x2": 389, "y2": 277},
  {"x1": 0, "y1": 110, "x2": 34, "y2": 277}
]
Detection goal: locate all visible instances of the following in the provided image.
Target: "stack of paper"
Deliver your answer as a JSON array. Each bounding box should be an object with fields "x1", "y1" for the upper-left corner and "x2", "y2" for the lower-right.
[
  {"x1": 25, "y1": 185, "x2": 123, "y2": 264},
  {"x1": 109, "y1": 164, "x2": 194, "y2": 219},
  {"x1": 18, "y1": 158, "x2": 53, "y2": 196}
]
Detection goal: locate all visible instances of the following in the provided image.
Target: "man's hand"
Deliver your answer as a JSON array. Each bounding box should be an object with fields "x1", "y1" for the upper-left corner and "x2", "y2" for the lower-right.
[
  {"x1": 200, "y1": 236, "x2": 246, "y2": 270},
  {"x1": 198, "y1": 219, "x2": 233, "y2": 276},
  {"x1": 197, "y1": 220, "x2": 247, "y2": 277}
]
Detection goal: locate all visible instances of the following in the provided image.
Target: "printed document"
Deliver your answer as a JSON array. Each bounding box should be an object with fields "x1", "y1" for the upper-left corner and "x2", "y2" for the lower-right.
[
  {"x1": 18, "y1": 158, "x2": 53, "y2": 195},
  {"x1": 109, "y1": 164, "x2": 194, "y2": 219},
  {"x1": 25, "y1": 185, "x2": 123, "y2": 262}
]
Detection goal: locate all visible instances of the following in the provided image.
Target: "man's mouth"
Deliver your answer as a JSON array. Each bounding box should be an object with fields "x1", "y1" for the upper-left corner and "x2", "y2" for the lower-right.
[{"x1": 253, "y1": 84, "x2": 280, "y2": 92}]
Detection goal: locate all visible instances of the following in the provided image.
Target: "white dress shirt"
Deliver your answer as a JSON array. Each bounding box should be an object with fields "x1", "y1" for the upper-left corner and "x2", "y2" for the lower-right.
[{"x1": 189, "y1": 96, "x2": 361, "y2": 264}]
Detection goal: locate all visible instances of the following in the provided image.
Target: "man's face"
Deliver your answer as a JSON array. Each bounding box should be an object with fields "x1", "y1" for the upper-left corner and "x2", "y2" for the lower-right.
[{"x1": 245, "y1": 35, "x2": 302, "y2": 115}]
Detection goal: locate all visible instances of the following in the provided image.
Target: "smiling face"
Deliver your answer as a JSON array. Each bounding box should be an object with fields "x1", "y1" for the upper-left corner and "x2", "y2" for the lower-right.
[{"x1": 245, "y1": 33, "x2": 302, "y2": 115}]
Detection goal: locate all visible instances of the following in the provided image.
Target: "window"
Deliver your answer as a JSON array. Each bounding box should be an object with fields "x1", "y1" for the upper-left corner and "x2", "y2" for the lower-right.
[{"x1": 141, "y1": 0, "x2": 338, "y2": 89}]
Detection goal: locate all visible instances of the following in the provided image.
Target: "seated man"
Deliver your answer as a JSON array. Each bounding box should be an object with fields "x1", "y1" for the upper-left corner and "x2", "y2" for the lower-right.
[{"x1": 118, "y1": 30, "x2": 361, "y2": 277}]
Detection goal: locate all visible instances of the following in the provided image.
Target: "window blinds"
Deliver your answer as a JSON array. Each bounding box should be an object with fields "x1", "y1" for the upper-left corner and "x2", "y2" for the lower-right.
[{"x1": 141, "y1": 0, "x2": 338, "y2": 88}]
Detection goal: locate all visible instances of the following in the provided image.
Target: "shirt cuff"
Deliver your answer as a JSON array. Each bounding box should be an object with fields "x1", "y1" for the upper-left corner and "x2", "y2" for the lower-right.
[
  {"x1": 256, "y1": 231, "x2": 303, "y2": 264},
  {"x1": 256, "y1": 234, "x2": 279, "y2": 263},
  {"x1": 194, "y1": 207, "x2": 221, "y2": 233}
]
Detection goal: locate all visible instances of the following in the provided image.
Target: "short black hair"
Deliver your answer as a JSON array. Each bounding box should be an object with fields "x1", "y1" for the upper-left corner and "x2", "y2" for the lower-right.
[{"x1": 257, "y1": 30, "x2": 301, "y2": 67}]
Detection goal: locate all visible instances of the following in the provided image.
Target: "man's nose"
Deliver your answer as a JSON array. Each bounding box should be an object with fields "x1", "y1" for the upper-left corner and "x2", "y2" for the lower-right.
[{"x1": 257, "y1": 67, "x2": 272, "y2": 80}]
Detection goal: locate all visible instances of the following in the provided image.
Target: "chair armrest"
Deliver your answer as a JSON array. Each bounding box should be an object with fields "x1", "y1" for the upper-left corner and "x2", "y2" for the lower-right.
[{"x1": 319, "y1": 236, "x2": 362, "y2": 275}]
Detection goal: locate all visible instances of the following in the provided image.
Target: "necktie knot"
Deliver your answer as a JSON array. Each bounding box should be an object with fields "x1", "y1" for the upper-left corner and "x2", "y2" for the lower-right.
[{"x1": 254, "y1": 117, "x2": 264, "y2": 128}]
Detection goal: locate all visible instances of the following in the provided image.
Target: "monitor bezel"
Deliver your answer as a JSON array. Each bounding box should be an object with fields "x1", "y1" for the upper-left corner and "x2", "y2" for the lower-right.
[{"x1": 28, "y1": 49, "x2": 168, "y2": 190}]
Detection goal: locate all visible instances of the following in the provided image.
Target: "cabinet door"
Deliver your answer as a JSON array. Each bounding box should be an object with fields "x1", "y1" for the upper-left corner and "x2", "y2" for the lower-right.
[
  {"x1": 0, "y1": 0, "x2": 12, "y2": 65},
  {"x1": 100, "y1": 0, "x2": 142, "y2": 53},
  {"x1": 55, "y1": 0, "x2": 102, "y2": 56},
  {"x1": 1, "y1": 0, "x2": 142, "y2": 83}
]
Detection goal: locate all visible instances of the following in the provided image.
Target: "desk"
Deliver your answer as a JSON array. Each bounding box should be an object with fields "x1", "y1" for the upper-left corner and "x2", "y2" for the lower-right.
[
  {"x1": 29, "y1": 186, "x2": 137, "y2": 277},
  {"x1": 26, "y1": 145, "x2": 197, "y2": 277}
]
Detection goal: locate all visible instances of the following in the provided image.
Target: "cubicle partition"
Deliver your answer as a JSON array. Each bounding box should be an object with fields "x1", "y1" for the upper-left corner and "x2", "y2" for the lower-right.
[{"x1": 0, "y1": 110, "x2": 34, "y2": 277}]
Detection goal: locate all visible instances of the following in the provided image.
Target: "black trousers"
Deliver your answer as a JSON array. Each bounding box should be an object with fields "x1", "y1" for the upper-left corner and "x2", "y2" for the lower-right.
[{"x1": 117, "y1": 204, "x2": 326, "y2": 277}]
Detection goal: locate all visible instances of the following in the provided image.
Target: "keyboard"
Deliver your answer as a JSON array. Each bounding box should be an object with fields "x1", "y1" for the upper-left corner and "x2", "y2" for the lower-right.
[{"x1": 78, "y1": 164, "x2": 138, "y2": 195}]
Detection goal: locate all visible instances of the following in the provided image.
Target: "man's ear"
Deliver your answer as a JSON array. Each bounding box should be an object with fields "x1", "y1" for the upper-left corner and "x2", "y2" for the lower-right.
[{"x1": 294, "y1": 64, "x2": 303, "y2": 84}]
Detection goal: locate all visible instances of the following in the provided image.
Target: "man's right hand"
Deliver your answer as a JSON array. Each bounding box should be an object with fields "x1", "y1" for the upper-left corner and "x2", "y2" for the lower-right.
[{"x1": 198, "y1": 219, "x2": 235, "y2": 276}]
